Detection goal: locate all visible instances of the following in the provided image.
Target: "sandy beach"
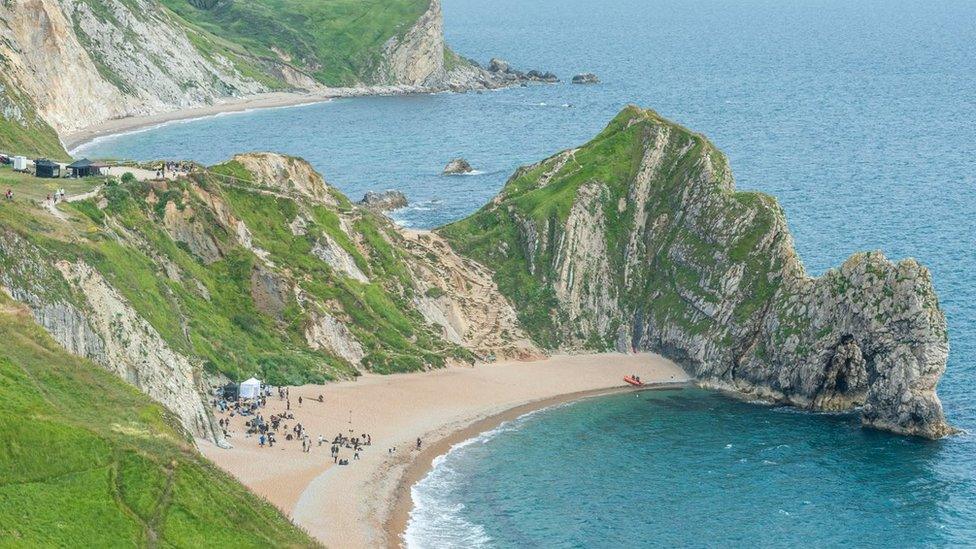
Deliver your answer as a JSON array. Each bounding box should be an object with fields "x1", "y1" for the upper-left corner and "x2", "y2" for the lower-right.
[
  {"x1": 198, "y1": 352, "x2": 688, "y2": 548},
  {"x1": 63, "y1": 84, "x2": 445, "y2": 153}
]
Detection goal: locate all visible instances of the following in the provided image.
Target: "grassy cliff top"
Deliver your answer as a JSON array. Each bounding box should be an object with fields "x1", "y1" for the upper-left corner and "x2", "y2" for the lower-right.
[
  {"x1": 0, "y1": 293, "x2": 316, "y2": 546},
  {"x1": 160, "y1": 0, "x2": 432, "y2": 86}
]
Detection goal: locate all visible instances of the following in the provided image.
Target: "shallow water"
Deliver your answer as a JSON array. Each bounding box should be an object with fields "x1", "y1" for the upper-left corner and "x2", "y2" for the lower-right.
[
  {"x1": 407, "y1": 390, "x2": 975, "y2": 547},
  {"x1": 77, "y1": 0, "x2": 976, "y2": 545}
]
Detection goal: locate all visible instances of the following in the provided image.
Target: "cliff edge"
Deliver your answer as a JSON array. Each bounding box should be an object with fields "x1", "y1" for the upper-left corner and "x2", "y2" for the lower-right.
[
  {"x1": 0, "y1": 0, "x2": 524, "y2": 152},
  {"x1": 0, "y1": 153, "x2": 536, "y2": 440},
  {"x1": 440, "y1": 105, "x2": 951, "y2": 438}
]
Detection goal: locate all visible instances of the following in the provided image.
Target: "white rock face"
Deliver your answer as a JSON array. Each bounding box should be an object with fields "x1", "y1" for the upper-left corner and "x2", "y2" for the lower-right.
[
  {"x1": 400, "y1": 229, "x2": 540, "y2": 361},
  {"x1": 552, "y1": 182, "x2": 617, "y2": 338},
  {"x1": 383, "y1": 0, "x2": 446, "y2": 86},
  {"x1": 233, "y1": 153, "x2": 338, "y2": 206},
  {"x1": 53, "y1": 260, "x2": 220, "y2": 441},
  {"x1": 0, "y1": 0, "x2": 265, "y2": 134},
  {"x1": 303, "y1": 309, "x2": 366, "y2": 366},
  {"x1": 312, "y1": 236, "x2": 369, "y2": 283}
]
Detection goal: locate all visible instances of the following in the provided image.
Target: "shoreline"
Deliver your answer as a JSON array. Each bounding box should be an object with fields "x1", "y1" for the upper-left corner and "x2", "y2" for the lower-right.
[
  {"x1": 63, "y1": 84, "x2": 465, "y2": 153},
  {"x1": 198, "y1": 352, "x2": 689, "y2": 547},
  {"x1": 384, "y1": 381, "x2": 687, "y2": 548},
  {"x1": 64, "y1": 91, "x2": 333, "y2": 152}
]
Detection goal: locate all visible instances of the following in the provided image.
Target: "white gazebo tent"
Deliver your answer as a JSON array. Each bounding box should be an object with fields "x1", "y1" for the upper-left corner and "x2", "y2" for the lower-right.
[{"x1": 239, "y1": 377, "x2": 262, "y2": 399}]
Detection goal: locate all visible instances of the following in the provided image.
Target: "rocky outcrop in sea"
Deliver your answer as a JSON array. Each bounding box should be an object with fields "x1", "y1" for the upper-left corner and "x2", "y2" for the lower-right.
[
  {"x1": 487, "y1": 58, "x2": 559, "y2": 83},
  {"x1": 440, "y1": 105, "x2": 953, "y2": 439},
  {"x1": 359, "y1": 190, "x2": 408, "y2": 212},
  {"x1": 572, "y1": 73, "x2": 600, "y2": 84},
  {"x1": 443, "y1": 158, "x2": 475, "y2": 175}
]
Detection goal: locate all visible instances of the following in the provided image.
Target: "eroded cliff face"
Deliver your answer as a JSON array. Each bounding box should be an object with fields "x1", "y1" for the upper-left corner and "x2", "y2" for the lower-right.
[
  {"x1": 441, "y1": 106, "x2": 952, "y2": 439},
  {"x1": 0, "y1": 152, "x2": 536, "y2": 438},
  {"x1": 0, "y1": 0, "x2": 265, "y2": 134},
  {"x1": 0, "y1": 0, "x2": 524, "y2": 143},
  {"x1": 0, "y1": 231, "x2": 222, "y2": 442},
  {"x1": 382, "y1": 0, "x2": 446, "y2": 86}
]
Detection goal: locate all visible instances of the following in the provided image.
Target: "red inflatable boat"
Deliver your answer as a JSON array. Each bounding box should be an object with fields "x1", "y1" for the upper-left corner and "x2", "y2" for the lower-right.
[{"x1": 623, "y1": 375, "x2": 645, "y2": 387}]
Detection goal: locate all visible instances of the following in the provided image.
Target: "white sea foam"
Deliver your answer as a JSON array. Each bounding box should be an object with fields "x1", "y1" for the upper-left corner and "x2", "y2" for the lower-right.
[{"x1": 404, "y1": 404, "x2": 570, "y2": 547}]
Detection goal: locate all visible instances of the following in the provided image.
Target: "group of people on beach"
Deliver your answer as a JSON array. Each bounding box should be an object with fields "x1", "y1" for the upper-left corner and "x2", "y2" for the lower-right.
[
  {"x1": 211, "y1": 383, "x2": 380, "y2": 469},
  {"x1": 329, "y1": 432, "x2": 372, "y2": 465}
]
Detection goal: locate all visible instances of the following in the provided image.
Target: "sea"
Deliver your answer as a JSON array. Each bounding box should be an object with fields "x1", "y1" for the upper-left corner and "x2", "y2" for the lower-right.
[{"x1": 75, "y1": 0, "x2": 976, "y2": 546}]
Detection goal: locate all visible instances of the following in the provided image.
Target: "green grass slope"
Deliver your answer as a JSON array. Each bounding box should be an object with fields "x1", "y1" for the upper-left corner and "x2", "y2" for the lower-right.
[
  {"x1": 0, "y1": 76, "x2": 68, "y2": 160},
  {"x1": 439, "y1": 106, "x2": 783, "y2": 349},
  {"x1": 0, "y1": 293, "x2": 316, "y2": 547},
  {"x1": 160, "y1": 0, "x2": 431, "y2": 86},
  {"x1": 0, "y1": 159, "x2": 467, "y2": 387}
]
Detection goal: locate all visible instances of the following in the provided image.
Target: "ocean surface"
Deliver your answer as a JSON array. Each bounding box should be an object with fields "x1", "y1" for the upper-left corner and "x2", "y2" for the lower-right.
[{"x1": 76, "y1": 0, "x2": 976, "y2": 545}]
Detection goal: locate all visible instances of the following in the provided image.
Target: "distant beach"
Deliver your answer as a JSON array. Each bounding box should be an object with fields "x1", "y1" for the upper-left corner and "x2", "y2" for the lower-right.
[
  {"x1": 197, "y1": 353, "x2": 688, "y2": 548},
  {"x1": 63, "y1": 83, "x2": 454, "y2": 154},
  {"x1": 63, "y1": 92, "x2": 329, "y2": 153}
]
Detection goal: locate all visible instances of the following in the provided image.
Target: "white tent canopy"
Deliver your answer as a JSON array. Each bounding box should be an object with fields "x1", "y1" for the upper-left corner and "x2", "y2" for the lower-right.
[{"x1": 239, "y1": 377, "x2": 262, "y2": 399}]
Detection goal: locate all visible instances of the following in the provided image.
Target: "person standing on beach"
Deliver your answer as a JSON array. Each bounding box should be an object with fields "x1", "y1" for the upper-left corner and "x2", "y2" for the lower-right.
[
  {"x1": 298, "y1": 396, "x2": 303, "y2": 407},
  {"x1": 416, "y1": 437, "x2": 422, "y2": 450}
]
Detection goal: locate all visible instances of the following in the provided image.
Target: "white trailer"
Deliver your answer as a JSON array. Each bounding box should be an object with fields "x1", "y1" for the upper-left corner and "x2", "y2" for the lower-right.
[{"x1": 12, "y1": 156, "x2": 27, "y2": 171}]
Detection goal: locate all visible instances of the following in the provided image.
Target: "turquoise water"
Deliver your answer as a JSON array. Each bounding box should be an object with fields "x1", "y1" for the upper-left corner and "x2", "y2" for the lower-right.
[
  {"x1": 76, "y1": 0, "x2": 976, "y2": 545},
  {"x1": 407, "y1": 390, "x2": 974, "y2": 547}
]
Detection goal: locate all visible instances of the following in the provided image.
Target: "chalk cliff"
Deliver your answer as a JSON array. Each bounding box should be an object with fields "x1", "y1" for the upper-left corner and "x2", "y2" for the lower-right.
[
  {"x1": 0, "y1": 153, "x2": 536, "y2": 439},
  {"x1": 0, "y1": 0, "x2": 540, "y2": 152},
  {"x1": 441, "y1": 106, "x2": 952, "y2": 439}
]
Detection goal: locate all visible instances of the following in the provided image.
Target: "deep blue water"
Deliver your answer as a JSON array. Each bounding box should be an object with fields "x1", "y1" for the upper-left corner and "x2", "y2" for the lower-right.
[{"x1": 76, "y1": 0, "x2": 976, "y2": 545}]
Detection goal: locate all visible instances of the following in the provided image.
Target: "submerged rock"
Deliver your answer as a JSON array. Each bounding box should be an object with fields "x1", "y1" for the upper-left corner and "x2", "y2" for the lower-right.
[
  {"x1": 359, "y1": 190, "x2": 408, "y2": 212},
  {"x1": 443, "y1": 158, "x2": 475, "y2": 175},
  {"x1": 572, "y1": 73, "x2": 600, "y2": 84}
]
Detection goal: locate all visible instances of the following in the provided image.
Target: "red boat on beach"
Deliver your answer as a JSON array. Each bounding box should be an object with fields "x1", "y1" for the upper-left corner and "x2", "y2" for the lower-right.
[{"x1": 623, "y1": 375, "x2": 645, "y2": 387}]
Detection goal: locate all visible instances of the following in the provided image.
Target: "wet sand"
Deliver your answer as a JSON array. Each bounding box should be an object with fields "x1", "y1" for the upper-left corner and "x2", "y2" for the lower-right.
[{"x1": 198, "y1": 352, "x2": 688, "y2": 548}]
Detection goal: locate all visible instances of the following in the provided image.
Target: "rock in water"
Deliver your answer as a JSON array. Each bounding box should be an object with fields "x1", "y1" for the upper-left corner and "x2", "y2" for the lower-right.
[
  {"x1": 526, "y1": 70, "x2": 560, "y2": 83},
  {"x1": 487, "y1": 58, "x2": 559, "y2": 83},
  {"x1": 443, "y1": 158, "x2": 475, "y2": 175},
  {"x1": 488, "y1": 58, "x2": 511, "y2": 73},
  {"x1": 359, "y1": 190, "x2": 408, "y2": 212},
  {"x1": 572, "y1": 73, "x2": 600, "y2": 84},
  {"x1": 440, "y1": 105, "x2": 954, "y2": 439}
]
